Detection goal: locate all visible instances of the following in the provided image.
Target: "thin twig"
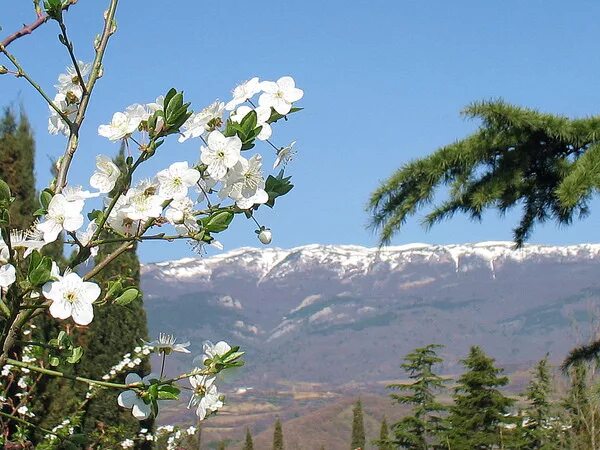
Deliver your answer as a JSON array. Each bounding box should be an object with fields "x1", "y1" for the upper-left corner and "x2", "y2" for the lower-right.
[{"x1": 0, "y1": 14, "x2": 49, "y2": 48}]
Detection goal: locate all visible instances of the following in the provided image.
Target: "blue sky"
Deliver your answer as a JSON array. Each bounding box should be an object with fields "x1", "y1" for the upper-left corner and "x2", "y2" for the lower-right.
[{"x1": 2, "y1": 1, "x2": 600, "y2": 262}]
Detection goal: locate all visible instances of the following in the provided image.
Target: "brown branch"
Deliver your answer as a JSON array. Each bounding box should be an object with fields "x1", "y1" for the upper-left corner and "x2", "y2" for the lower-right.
[{"x1": 1, "y1": 14, "x2": 49, "y2": 48}]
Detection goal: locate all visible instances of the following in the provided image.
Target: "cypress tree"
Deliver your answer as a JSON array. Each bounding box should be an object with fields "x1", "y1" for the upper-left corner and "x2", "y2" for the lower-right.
[
  {"x1": 0, "y1": 107, "x2": 36, "y2": 230},
  {"x1": 388, "y1": 344, "x2": 446, "y2": 449},
  {"x1": 273, "y1": 417, "x2": 284, "y2": 450},
  {"x1": 350, "y1": 400, "x2": 365, "y2": 450},
  {"x1": 376, "y1": 418, "x2": 393, "y2": 450},
  {"x1": 445, "y1": 346, "x2": 514, "y2": 450},
  {"x1": 522, "y1": 355, "x2": 555, "y2": 449},
  {"x1": 243, "y1": 427, "x2": 254, "y2": 450}
]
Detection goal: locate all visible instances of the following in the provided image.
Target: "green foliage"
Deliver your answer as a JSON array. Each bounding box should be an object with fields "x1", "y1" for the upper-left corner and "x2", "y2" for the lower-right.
[
  {"x1": 0, "y1": 107, "x2": 36, "y2": 230},
  {"x1": 388, "y1": 344, "x2": 447, "y2": 449},
  {"x1": 243, "y1": 427, "x2": 254, "y2": 450},
  {"x1": 350, "y1": 400, "x2": 365, "y2": 450},
  {"x1": 273, "y1": 417, "x2": 284, "y2": 450},
  {"x1": 444, "y1": 346, "x2": 515, "y2": 450},
  {"x1": 376, "y1": 418, "x2": 393, "y2": 450},
  {"x1": 522, "y1": 355, "x2": 557, "y2": 449},
  {"x1": 368, "y1": 100, "x2": 600, "y2": 247}
]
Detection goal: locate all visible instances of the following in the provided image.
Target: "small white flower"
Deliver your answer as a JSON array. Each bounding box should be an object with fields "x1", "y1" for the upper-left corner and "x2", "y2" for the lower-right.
[
  {"x1": 0, "y1": 264, "x2": 17, "y2": 289},
  {"x1": 90, "y1": 155, "x2": 121, "y2": 193},
  {"x1": 225, "y1": 77, "x2": 261, "y2": 111},
  {"x1": 145, "y1": 333, "x2": 191, "y2": 355},
  {"x1": 55, "y1": 61, "x2": 92, "y2": 99},
  {"x1": 10, "y1": 229, "x2": 45, "y2": 258},
  {"x1": 178, "y1": 101, "x2": 225, "y2": 143},
  {"x1": 230, "y1": 105, "x2": 272, "y2": 140},
  {"x1": 157, "y1": 162, "x2": 200, "y2": 200},
  {"x1": 36, "y1": 194, "x2": 84, "y2": 243},
  {"x1": 98, "y1": 107, "x2": 142, "y2": 141},
  {"x1": 117, "y1": 372, "x2": 158, "y2": 420},
  {"x1": 165, "y1": 197, "x2": 199, "y2": 235},
  {"x1": 120, "y1": 439, "x2": 135, "y2": 449},
  {"x1": 0, "y1": 239, "x2": 8, "y2": 264},
  {"x1": 48, "y1": 93, "x2": 77, "y2": 136},
  {"x1": 42, "y1": 272, "x2": 101, "y2": 325},
  {"x1": 188, "y1": 375, "x2": 223, "y2": 420},
  {"x1": 220, "y1": 155, "x2": 268, "y2": 209},
  {"x1": 258, "y1": 228, "x2": 272, "y2": 245},
  {"x1": 17, "y1": 377, "x2": 28, "y2": 389},
  {"x1": 203, "y1": 340, "x2": 232, "y2": 360},
  {"x1": 200, "y1": 130, "x2": 242, "y2": 180},
  {"x1": 186, "y1": 426, "x2": 197, "y2": 436},
  {"x1": 273, "y1": 141, "x2": 297, "y2": 169},
  {"x1": 76, "y1": 222, "x2": 99, "y2": 260},
  {"x1": 17, "y1": 405, "x2": 30, "y2": 416},
  {"x1": 259, "y1": 76, "x2": 303, "y2": 115},
  {"x1": 120, "y1": 180, "x2": 166, "y2": 221}
]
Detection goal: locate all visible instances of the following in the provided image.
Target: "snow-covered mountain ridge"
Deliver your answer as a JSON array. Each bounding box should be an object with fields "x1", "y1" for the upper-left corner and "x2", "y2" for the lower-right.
[{"x1": 143, "y1": 241, "x2": 600, "y2": 281}]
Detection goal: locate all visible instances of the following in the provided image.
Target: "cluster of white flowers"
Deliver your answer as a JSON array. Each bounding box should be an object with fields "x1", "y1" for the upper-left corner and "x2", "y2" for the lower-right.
[{"x1": 48, "y1": 61, "x2": 92, "y2": 136}]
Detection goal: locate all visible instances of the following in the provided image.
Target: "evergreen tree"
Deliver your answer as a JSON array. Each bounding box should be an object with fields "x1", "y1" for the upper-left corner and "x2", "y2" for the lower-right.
[
  {"x1": 243, "y1": 427, "x2": 254, "y2": 450},
  {"x1": 388, "y1": 344, "x2": 446, "y2": 449},
  {"x1": 522, "y1": 356, "x2": 555, "y2": 449},
  {"x1": 273, "y1": 417, "x2": 284, "y2": 450},
  {"x1": 350, "y1": 400, "x2": 365, "y2": 449},
  {"x1": 445, "y1": 346, "x2": 514, "y2": 450},
  {"x1": 376, "y1": 418, "x2": 393, "y2": 450},
  {"x1": 217, "y1": 441, "x2": 226, "y2": 450}
]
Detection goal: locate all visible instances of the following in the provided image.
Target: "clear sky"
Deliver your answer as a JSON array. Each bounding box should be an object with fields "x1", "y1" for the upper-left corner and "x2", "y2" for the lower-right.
[{"x1": 2, "y1": 1, "x2": 600, "y2": 263}]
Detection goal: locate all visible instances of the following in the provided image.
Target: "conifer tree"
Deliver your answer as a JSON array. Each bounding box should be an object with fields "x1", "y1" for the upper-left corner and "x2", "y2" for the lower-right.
[
  {"x1": 522, "y1": 356, "x2": 555, "y2": 449},
  {"x1": 388, "y1": 344, "x2": 446, "y2": 449},
  {"x1": 445, "y1": 346, "x2": 514, "y2": 450},
  {"x1": 376, "y1": 418, "x2": 393, "y2": 450},
  {"x1": 273, "y1": 418, "x2": 284, "y2": 450},
  {"x1": 243, "y1": 427, "x2": 254, "y2": 450},
  {"x1": 0, "y1": 107, "x2": 36, "y2": 230},
  {"x1": 350, "y1": 400, "x2": 365, "y2": 449}
]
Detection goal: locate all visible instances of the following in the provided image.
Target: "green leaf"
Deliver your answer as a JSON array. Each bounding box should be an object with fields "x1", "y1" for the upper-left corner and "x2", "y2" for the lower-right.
[
  {"x1": 66, "y1": 346, "x2": 83, "y2": 364},
  {"x1": 264, "y1": 171, "x2": 294, "y2": 207},
  {"x1": 39, "y1": 189, "x2": 53, "y2": 209},
  {"x1": 204, "y1": 211, "x2": 234, "y2": 233},
  {"x1": 157, "y1": 384, "x2": 181, "y2": 400},
  {"x1": 114, "y1": 288, "x2": 140, "y2": 306},
  {"x1": 0, "y1": 179, "x2": 11, "y2": 202},
  {"x1": 267, "y1": 107, "x2": 303, "y2": 124},
  {"x1": 165, "y1": 93, "x2": 184, "y2": 123},
  {"x1": 28, "y1": 251, "x2": 53, "y2": 286}
]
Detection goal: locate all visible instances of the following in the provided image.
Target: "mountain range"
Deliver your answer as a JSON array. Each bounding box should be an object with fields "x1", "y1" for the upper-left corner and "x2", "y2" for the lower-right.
[{"x1": 140, "y1": 242, "x2": 600, "y2": 448}]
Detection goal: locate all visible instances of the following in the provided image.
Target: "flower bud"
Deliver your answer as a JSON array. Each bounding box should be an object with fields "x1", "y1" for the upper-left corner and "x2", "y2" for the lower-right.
[
  {"x1": 0, "y1": 66, "x2": 8, "y2": 75},
  {"x1": 258, "y1": 228, "x2": 272, "y2": 245}
]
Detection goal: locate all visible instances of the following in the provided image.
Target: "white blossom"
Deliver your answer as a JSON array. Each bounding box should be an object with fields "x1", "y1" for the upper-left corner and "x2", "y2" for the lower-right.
[
  {"x1": 76, "y1": 222, "x2": 99, "y2": 259},
  {"x1": 178, "y1": 100, "x2": 225, "y2": 143},
  {"x1": 42, "y1": 272, "x2": 101, "y2": 325},
  {"x1": 55, "y1": 61, "x2": 92, "y2": 99},
  {"x1": 120, "y1": 439, "x2": 135, "y2": 449},
  {"x1": 48, "y1": 93, "x2": 77, "y2": 136},
  {"x1": 0, "y1": 264, "x2": 16, "y2": 289},
  {"x1": 63, "y1": 185, "x2": 101, "y2": 201},
  {"x1": 98, "y1": 106, "x2": 144, "y2": 141},
  {"x1": 186, "y1": 426, "x2": 197, "y2": 435},
  {"x1": 90, "y1": 155, "x2": 121, "y2": 193},
  {"x1": 10, "y1": 228, "x2": 45, "y2": 257},
  {"x1": 259, "y1": 76, "x2": 303, "y2": 115},
  {"x1": 220, "y1": 154, "x2": 268, "y2": 209},
  {"x1": 118, "y1": 373, "x2": 157, "y2": 420},
  {"x1": 225, "y1": 77, "x2": 261, "y2": 111},
  {"x1": 36, "y1": 194, "x2": 84, "y2": 243},
  {"x1": 145, "y1": 333, "x2": 191, "y2": 355},
  {"x1": 200, "y1": 130, "x2": 242, "y2": 180},
  {"x1": 273, "y1": 141, "x2": 297, "y2": 169},
  {"x1": 157, "y1": 162, "x2": 200, "y2": 200},
  {"x1": 188, "y1": 375, "x2": 223, "y2": 420},
  {"x1": 165, "y1": 197, "x2": 199, "y2": 234},
  {"x1": 203, "y1": 340, "x2": 232, "y2": 361},
  {"x1": 120, "y1": 179, "x2": 166, "y2": 221}
]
